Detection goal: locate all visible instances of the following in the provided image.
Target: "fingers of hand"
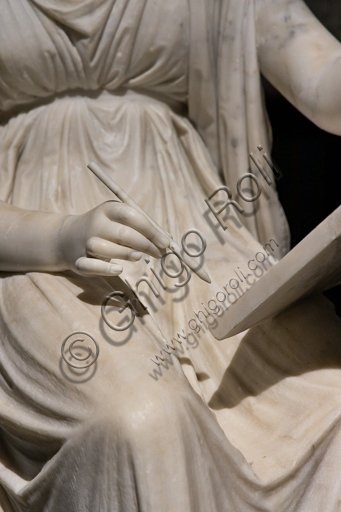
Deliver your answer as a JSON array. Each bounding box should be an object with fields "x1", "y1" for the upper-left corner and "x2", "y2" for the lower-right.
[
  {"x1": 75, "y1": 257, "x2": 123, "y2": 277},
  {"x1": 86, "y1": 237, "x2": 142, "y2": 262},
  {"x1": 106, "y1": 203, "x2": 170, "y2": 251},
  {"x1": 100, "y1": 220, "x2": 165, "y2": 259}
]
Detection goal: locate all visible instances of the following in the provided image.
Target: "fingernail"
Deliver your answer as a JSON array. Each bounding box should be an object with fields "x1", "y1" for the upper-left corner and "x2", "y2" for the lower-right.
[
  {"x1": 156, "y1": 233, "x2": 170, "y2": 249},
  {"x1": 109, "y1": 264, "x2": 122, "y2": 274},
  {"x1": 131, "y1": 251, "x2": 142, "y2": 261}
]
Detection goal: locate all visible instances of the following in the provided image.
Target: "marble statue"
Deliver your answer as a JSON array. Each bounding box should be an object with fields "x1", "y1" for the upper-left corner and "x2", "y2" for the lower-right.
[{"x1": 0, "y1": 0, "x2": 341, "y2": 510}]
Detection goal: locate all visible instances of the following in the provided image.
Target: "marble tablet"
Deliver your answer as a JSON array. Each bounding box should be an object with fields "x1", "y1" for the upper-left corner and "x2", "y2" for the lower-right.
[{"x1": 210, "y1": 205, "x2": 341, "y2": 340}]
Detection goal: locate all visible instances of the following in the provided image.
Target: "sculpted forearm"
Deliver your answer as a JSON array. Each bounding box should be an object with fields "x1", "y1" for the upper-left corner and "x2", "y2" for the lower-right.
[
  {"x1": 256, "y1": 0, "x2": 341, "y2": 135},
  {"x1": 313, "y1": 55, "x2": 341, "y2": 134},
  {"x1": 0, "y1": 200, "x2": 168, "y2": 276},
  {"x1": 0, "y1": 200, "x2": 68, "y2": 272}
]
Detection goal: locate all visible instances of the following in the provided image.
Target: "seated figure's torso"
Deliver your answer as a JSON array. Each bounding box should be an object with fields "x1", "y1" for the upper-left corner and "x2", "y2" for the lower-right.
[{"x1": 0, "y1": 0, "x2": 189, "y2": 113}]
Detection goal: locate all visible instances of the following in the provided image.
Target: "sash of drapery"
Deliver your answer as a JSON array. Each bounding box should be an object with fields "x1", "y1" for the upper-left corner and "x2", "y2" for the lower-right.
[{"x1": 187, "y1": 0, "x2": 290, "y2": 257}]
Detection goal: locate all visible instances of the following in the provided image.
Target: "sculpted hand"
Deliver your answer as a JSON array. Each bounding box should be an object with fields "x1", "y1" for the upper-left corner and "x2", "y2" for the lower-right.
[{"x1": 59, "y1": 201, "x2": 169, "y2": 277}]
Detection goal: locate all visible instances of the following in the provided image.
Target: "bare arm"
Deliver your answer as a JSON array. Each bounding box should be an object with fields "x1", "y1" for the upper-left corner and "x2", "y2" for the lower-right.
[
  {"x1": 0, "y1": 201, "x2": 67, "y2": 273},
  {"x1": 256, "y1": 0, "x2": 341, "y2": 135},
  {"x1": 0, "y1": 200, "x2": 168, "y2": 275}
]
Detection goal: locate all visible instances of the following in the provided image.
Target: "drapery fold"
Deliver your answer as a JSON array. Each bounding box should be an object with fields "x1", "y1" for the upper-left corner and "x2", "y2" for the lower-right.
[{"x1": 188, "y1": 0, "x2": 290, "y2": 256}]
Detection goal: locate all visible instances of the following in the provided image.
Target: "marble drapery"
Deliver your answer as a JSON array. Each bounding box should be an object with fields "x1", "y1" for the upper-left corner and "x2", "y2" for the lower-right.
[{"x1": 0, "y1": 0, "x2": 341, "y2": 511}]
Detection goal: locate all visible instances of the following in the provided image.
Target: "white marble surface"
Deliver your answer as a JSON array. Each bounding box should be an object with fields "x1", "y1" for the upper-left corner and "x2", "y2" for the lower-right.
[
  {"x1": 211, "y1": 205, "x2": 341, "y2": 339},
  {"x1": 0, "y1": 1, "x2": 341, "y2": 511}
]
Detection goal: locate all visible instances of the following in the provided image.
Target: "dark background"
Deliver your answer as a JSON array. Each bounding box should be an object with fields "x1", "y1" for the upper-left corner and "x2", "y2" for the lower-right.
[{"x1": 263, "y1": 0, "x2": 341, "y2": 315}]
